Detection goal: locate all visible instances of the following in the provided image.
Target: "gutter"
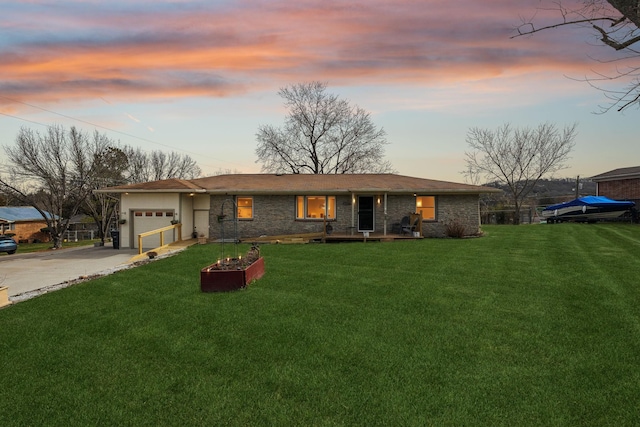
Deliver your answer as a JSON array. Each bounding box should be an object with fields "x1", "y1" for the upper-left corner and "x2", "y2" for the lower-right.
[
  {"x1": 94, "y1": 188, "x2": 207, "y2": 194},
  {"x1": 94, "y1": 187, "x2": 501, "y2": 196}
]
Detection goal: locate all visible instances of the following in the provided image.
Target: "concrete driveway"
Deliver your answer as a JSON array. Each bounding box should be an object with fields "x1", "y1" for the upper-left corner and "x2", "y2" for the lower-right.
[{"x1": 0, "y1": 243, "x2": 139, "y2": 301}]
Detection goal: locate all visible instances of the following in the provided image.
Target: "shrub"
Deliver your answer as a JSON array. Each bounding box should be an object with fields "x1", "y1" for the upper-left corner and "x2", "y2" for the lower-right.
[{"x1": 445, "y1": 219, "x2": 466, "y2": 238}]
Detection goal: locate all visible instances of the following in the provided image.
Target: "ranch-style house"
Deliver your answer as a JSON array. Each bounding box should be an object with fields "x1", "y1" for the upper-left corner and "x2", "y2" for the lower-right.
[{"x1": 98, "y1": 173, "x2": 501, "y2": 249}]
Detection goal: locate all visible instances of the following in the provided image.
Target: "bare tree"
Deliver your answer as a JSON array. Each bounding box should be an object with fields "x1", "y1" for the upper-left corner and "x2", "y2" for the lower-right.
[
  {"x1": 464, "y1": 123, "x2": 578, "y2": 224},
  {"x1": 0, "y1": 125, "x2": 111, "y2": 248},
  {"x1": 211, "y1": 168, "x2": 243, "y2": 175},
  {"x1": 84, "y1": 144, "x2": 129, "y2": 243},
  {"x1": 149, "y1": 150, "x2": 201, "y2": 181},
  {"x1": 0, "y1": 124, "x2": 203, "y2": 248},
  {"x1": 122, "y1": 146, "x2": 201, "y2": 182},
  {"x1": 256, "y1": 81, "x2": 394, "y2": 174},
  {"x1": 514, "y1": 1, "x2": 640, "y2": 111},
  {"x1": 122, "y1": 146, "x2": 151, "y2": 184}
]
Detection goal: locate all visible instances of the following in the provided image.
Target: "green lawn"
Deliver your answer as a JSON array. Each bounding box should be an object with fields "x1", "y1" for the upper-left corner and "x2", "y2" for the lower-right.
[{"x1": 1, "y1": 224, "x2": 639, "y2": 426}]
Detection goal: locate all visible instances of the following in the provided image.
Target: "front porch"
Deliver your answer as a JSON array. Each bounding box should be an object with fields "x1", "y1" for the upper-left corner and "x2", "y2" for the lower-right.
[
  {"x1": 240, "y1": 231, "x2": 423, "y2": 244},
  {"x1": 325, "y1": 232, "x2": 423, "y2": 243}
]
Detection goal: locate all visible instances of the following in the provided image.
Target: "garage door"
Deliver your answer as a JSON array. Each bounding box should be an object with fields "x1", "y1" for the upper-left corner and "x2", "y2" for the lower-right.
[{"x1": 133, "y1": 210, "x2": 175, "y2": 249}]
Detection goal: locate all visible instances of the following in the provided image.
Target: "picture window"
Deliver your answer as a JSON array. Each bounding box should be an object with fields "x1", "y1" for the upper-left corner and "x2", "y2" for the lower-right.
[{"x1": 296, "y1": 196, "x2": 336, "y2": 220}]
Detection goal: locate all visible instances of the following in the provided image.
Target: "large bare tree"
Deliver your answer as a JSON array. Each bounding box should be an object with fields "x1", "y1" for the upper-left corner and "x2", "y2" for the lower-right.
[
  {"x1": 0, "y1": 126, "x2": 112, "y2": 248},
  {"x1": 121, "y1": 146, "x2": 201, "y2": 183},
  {"x1": 149, "y1": 150, "x2": 201, "y2": 181},
  {"x1": 514, "y1": 0, "x2": 640, "y2": 111},
  {"x1": 256, "y1": 81, "x2": 393, "y2": 174},
  {"x1": 464, "y1": 123, "x2": 578, "y2": 224}
]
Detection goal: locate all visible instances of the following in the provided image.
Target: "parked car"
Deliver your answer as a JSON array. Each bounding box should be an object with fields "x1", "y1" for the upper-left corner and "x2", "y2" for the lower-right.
[{"x1": 0, "y1": 235, "x2": 18, "y2": 254}]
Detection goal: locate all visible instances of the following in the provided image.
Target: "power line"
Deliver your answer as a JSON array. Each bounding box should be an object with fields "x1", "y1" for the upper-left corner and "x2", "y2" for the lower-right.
[
  {"x1": 0, "y1": 110, "x2": 52, "y2": 128},
  {"x1": 0, "y1": 95, "x2": 248, "y2": 171}
]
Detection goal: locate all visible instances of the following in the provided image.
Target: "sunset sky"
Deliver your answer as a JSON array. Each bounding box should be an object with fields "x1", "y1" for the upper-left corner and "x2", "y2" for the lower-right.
[{"x1": 1, "y1": 0, "x2": 637, "y2": 183}]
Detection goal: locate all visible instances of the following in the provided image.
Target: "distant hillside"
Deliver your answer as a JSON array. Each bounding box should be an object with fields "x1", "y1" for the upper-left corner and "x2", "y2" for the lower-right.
[{"x1": 483, "y1": 178, "x2": 597, "y2": 205}]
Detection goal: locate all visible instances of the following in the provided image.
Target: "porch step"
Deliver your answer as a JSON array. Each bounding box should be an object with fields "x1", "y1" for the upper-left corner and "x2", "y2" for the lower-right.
[{"x1": 242, "y1": 232, "x2": 324, "y2": 244}]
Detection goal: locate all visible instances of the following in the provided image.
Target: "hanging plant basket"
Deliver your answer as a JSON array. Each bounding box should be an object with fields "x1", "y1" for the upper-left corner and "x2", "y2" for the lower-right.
[{"x1": 200, "y1": 256, "x2": 265, "y2": 292}]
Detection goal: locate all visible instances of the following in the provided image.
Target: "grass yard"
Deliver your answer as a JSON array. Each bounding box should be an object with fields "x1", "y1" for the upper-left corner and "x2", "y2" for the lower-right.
[{"x1": 1, "y1": 224, "x2": 640, "y2": 426}]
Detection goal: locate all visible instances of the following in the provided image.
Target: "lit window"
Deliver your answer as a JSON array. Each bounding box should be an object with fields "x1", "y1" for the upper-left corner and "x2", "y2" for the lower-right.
[
  {"x1": 296, "y1": 196, "x2": 335, "y2": 219},
  {"x1": 416, "y1": 196, "x2": 436, "y2": 220},
  {"x1": 237, "y1": 197, "x2": 253, "y2": 219}
]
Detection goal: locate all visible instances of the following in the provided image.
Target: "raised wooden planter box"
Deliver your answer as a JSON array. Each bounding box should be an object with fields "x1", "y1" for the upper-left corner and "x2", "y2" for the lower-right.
[
  {"x1": 0, "y1": 286, "x2": 12, "y2": 308},
  {"x1": 200, "y1": 257, "x2": 265, "y2": 292}
]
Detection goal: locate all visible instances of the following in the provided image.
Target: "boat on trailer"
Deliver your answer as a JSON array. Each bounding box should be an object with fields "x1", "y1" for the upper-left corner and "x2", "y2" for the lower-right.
[{"x1": 541, "y1": 196, "x2": 635, "y2": 223}]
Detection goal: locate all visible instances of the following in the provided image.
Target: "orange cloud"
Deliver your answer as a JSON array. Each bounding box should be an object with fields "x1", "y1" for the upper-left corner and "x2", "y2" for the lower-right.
[{"x1": 0, "y1": 0, "x2": 625, "y2": 109}]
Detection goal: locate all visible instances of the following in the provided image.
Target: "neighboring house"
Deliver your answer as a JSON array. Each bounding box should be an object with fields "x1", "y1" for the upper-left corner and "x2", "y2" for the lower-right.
[
  {"x1": 98, "y1": 174, "x2": 501, "y2": 249},
  {"x1": 66, "y1": 214, "x2": 100, "y2": 241},
  {"x1": 0, "y1": 206, "x2": 54, "y2": 243},
  {"x1": 68, "y1": 214, "x2": 99, "y2": 231},
  {"x1": 591, "y1": 166, "x2": 640, "y2": 206}
]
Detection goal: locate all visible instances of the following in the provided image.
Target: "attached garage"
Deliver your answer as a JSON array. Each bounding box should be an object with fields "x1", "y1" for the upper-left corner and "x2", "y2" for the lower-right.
[{"x1": 132, "y1": 210, "x2": 177, "y2": 249}]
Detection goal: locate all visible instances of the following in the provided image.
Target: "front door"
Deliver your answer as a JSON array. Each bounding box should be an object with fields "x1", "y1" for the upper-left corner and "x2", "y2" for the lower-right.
[{"x1": 358, "y1": 196, "x2": 375, "y2": 232}]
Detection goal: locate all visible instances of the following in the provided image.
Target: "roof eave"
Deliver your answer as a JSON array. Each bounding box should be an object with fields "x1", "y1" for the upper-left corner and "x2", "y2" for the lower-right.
[
  {"x1": 203, "y1": 188, "x2": 501, "y2": 196},
  {"x1": 94, "y1": 188, "x2": 207, "y2": 194},
  {"x1": 591, "y1": 173, "x2": 640, "y2": 182}
]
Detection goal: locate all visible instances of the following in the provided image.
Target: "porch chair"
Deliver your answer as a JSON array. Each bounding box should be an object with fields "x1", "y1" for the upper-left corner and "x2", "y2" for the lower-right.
[
  {"x1": 400, "y1": 216, "x2": 414, "y2": 235},
  {"x1": 401, "y1": 215, "x2": 420, "y2": 235}
]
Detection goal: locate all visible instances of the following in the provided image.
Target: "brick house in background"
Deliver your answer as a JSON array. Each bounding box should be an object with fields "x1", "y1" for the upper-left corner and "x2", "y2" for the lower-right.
[
  {"x1": 0, "y1": 206, "x2": 54, "y2": 243},
  {"x1": 591, "y1": 166, "x2": 640, "y2": 206}
]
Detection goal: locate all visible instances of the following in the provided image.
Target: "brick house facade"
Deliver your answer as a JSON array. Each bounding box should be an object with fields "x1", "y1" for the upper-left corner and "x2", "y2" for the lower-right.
[
  {"x1": 591, "y1": 166, "x2": 640, "y2": 206},
  {"x1": 0, "y1": 207, "x2": 53, "y2": 243},
  {"x1": 209, "y1": 193, "x2": 483, "y2": 240},
  {"x1": 102, "y1": 174, "x2": 500, "y2": 248}
]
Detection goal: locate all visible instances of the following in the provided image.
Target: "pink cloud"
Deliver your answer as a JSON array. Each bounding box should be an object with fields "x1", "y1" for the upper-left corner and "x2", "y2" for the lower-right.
[{"x1": 0, "y1": 0, "x2": 623, "y2": 108}]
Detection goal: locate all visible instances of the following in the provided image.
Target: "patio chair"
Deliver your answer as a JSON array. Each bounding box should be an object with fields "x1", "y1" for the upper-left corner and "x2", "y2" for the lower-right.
[
  {"x1": 401, "y1": 215, "x2": 420, "y2": 235},
  {"x1": 400, "y1": 216, "x2": 414, "y2": 235}
]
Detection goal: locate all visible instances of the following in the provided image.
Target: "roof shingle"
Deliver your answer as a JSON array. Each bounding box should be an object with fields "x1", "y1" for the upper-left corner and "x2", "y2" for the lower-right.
[
  {"x1": 0, "y1": 206, "x2": 55, "y2": 222},
  {"x1": 591, "y1": 166, "x2": 640, "y2": 181},
  {"x1": 98, "y1": 174, "x2": 501, "y2": 195}
]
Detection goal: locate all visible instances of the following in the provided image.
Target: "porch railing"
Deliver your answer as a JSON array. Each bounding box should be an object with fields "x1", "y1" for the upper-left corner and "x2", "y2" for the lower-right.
[{"x1": 137, "y1": 223, "x2": 182, "y2": 254}]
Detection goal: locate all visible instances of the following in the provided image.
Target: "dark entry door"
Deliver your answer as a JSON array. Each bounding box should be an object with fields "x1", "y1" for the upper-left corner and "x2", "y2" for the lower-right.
[{"x1": 358, "y1": 196, "x2": 375, "y2": 232}]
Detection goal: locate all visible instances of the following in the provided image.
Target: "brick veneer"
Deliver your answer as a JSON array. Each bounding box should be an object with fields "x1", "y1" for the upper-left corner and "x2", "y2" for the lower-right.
[
  {"x1": 11, "y1": 221, "x2": 51, "y2": 243},
  {"x1": 208, "y1": 193, "x2": 481, "y2": 239},
  {"x1": 597, "y1": 178, "x2": 640, "y2": 204}
]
